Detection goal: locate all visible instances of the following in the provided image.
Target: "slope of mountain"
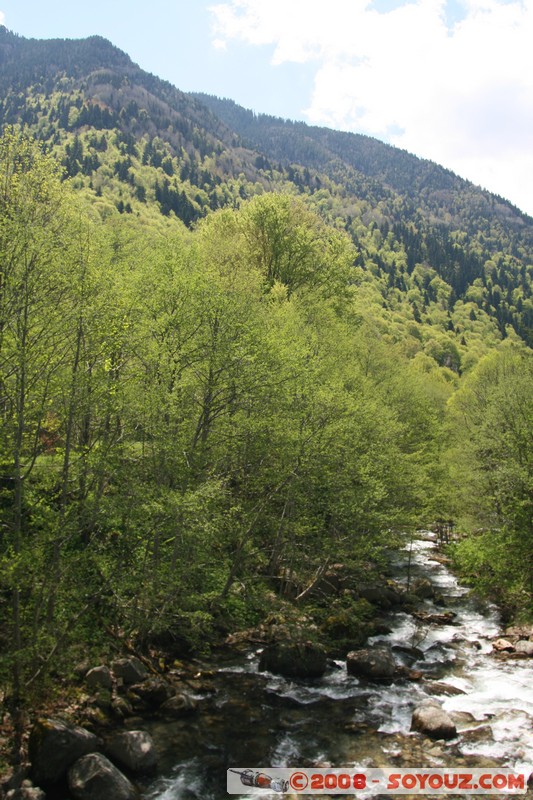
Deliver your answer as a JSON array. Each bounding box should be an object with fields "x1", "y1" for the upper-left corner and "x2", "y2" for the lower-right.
[
  {"x1": 0, "y1": 25, "x2": 532, "y2": 344},
  {"x1": 194, "y1": 94, "x2": 533, "y2": 314},
  {"x1": 194, "y1": 92, "x2": 526, "y2": 213},
  {"x1": 0, "y1": 30, "x2": 268, "y2": 168}
]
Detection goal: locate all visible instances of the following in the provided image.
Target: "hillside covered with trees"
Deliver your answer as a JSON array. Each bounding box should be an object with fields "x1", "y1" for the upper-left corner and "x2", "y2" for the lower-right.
[{"x1": 0, "y1": 27, "x2": 531, "y2": 721}]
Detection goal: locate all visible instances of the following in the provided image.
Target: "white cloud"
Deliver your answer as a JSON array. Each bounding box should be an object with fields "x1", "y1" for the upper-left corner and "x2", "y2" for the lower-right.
[
  {"x1": 209, "y1": 0, "x2": 533, "y2": 216},
  {"x1": 0, "y1": 10, "x2": 5, "y2": 25}
]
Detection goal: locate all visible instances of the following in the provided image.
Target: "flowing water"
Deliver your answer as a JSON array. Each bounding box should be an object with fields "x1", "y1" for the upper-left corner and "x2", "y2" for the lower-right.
[{"x1": 142, "y1": 533, "x2": 533, "y2": 799}]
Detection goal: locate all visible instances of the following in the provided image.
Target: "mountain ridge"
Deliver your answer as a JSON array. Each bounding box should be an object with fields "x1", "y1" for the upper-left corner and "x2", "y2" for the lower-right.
[
  {"x1": 193, "y1": 91, "x2": 532, "y2": 229},
  {"x1": 0, "y1": 26, "x2": 531, "y2": 343}
]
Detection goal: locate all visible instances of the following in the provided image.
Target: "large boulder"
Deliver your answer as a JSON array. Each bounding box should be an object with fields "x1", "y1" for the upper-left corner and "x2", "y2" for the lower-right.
[
  {"x1": 412, "y1": 610, "x2": 457, "y2": 625},
  {"x1": 357, "y1": 584, "x2": 403, "y2": 609},
  {"x1": 85, "y1": 665, "x2": 112, "y2": 690},
  {"x1": 29, "y1": 719, "x2": 101, "y2": 785},
  {"x1": 411, "y1": 700, "x2": 457, "y2": 740},
  {"x1": 106, "y1": 731, "x2": 157, "y2": 775},
  {"x1": 68, "y1": 753, "x2": 137, "y2": 800},
  {"x1": 492, "y1": 638, "x2": 514, "y2": 652},
  {"x1": 111, "y1": 657, "x2": 148, "y2": 685},
  {"x1": 514, "y1": 640, "x2": 533, "y2": 656},
  {"x1": 346, "y1": 645, "x2": 396, "y2": 680},
  {"x1": 259, "y1": 641, "x2": 327, "y2": 678}
]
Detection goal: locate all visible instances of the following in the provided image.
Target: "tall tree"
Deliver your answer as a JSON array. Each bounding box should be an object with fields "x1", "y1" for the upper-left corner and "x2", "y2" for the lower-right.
[
  {"x1": 0, "y1": 128, "x2": 73, "y2": 700},
  {"x1": 446, "y1": 342, "x2": 533, "y2": 613}
]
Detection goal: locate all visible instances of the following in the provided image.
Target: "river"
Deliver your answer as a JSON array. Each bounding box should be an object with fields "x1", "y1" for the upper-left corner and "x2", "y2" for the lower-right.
[{"x1": 141, "y1": 532, "x2": 533, "y2": 799}]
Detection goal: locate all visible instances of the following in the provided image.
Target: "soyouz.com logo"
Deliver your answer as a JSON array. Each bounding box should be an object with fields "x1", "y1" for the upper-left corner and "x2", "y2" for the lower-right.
[{"x1": 227, "y1": 767, "x2": 529, "y2": 794}]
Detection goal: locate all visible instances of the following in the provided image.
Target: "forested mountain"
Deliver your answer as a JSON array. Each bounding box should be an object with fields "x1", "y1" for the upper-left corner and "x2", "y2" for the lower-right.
[
  {"x1": 196, "y1": 93, "x2": 533, "y2": 338},
  {"x1": 0, "y1": 26, "x2": 531, "y2": 719},
  {"x1": 1, "y1": 26, "x2": 532, "y2": 345}
]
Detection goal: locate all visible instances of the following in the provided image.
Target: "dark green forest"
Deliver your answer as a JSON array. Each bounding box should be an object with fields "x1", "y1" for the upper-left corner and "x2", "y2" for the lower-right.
[{"x1": 0, "y1": 27, "x2": 532, "y2": 717}]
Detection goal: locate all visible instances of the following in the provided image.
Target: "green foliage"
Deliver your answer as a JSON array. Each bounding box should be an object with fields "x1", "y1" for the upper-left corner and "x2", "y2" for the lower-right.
[
  {"x1": 0, "y1": 26, "x2": 532, "y2": 698},
  {"x1": 320, "y1": 595, "x2": 374, "y2": 653},
  {"x1": 451, "y1": 530, "x2": 532, "y2": 619},
  {"x1": 0, "y1": 132, "x2": 452, "y2": 695},
  {"x1": 444, "y1": 344, "x2": 533, "y2": 615}
]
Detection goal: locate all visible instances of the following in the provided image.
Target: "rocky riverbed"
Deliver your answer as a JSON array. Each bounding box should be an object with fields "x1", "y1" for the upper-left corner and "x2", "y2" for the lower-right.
[
  {"x1": 142, "y1": 534, "x2": 533, "y2": 800},
  {"x1": 3, "y1": 532, "x2": 532, "y2": 800}
]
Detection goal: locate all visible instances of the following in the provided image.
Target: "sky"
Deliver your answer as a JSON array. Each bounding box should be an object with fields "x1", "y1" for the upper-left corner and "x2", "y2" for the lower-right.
[{"x1": 1, "y1": 0, "x2": 532, "y2": 217}]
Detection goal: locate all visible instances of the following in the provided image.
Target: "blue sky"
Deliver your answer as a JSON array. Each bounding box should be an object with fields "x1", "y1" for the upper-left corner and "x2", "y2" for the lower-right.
[
  {"x1": 1, "y1": 0, "x2": 532, "y2": 216},
  {"x1": 0, "y1": 0, "x2": 313, "y2": 118}
]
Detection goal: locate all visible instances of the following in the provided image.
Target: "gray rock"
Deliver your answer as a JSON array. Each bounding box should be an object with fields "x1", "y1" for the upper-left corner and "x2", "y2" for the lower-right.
[
  {"x1": 112, "y1": 657, "x2": 148, "y2": 685},
  {"x1": 358, "y1": 584, "x2": 403, "y2": 609},
  {"x1": 412, "y1": 610, "x2": 457, "y2": 625},
  {"x1": 106, "y1": 731, "x2": 157, "y2": 774},
  {"x1": 411, "y1": 700, "x2": 457, "y2": 740},
  {"x1": 159, "y1": 694, "x2": 198, "y2": 718},
  {"x1": 424, "y1": 681, "x2": 467, "y2": 696},
  {"x1": 129, "y1": 678, "x2": 174, "y2": 708},
  {"x1": 258, "y1": 641, "x2": 327, "y2": 678},
  {"x1": 111, "y1": 696, "x2": 134, "y2": 719},
  {"x1": 68, "y1": 753, "x2": 137, "y2": 800},
  {"x1": 514, "y1": 640, "x2": 533, "y2": 656},
  {"x1": 85, "y1": 665, "x2": 113, "y2": 690},
  {"x1": 29, "y1": 719, "x2": 101, "y2": 785},
  {"x1": 346, "y1": 645, "x2": 396, "y2": 680},
  {"x1": 391, "y1": 644, "x2": 425, "y2": 667},
  {"x1": 449, "y1": 710, "x2": 476, "y2": 725},
  {"x1": 461, "y1": 724, "x2": 494, "y2": 744}
]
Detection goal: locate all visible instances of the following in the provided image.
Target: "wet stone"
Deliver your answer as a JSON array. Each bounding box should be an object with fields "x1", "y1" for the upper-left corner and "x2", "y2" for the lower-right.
[
  {"x1": 392, "y1": 644, "x2": 425, "y2": 666},
  {"x1": 424, "y1": 681, "x2": 467, "y2": 696},
  {"x1": 346, "y1": 645, "x2": 397, "y2": 680},
  {"x1": 159, "y1": 694, "x2": 198, "y2": 717},
  {"x1": 461, "y1": 725, "x2": 494, "y2": 744},
  {"x1": 411, "y1": 700, "x2": 457, "y2": 740},
  {"x1": 259, "y1": 641, "x2": 327, "y2": 678},
  {"x1": 515, "y1": 640, "x2": 533, "y2": 656},
  {"x1": 449, "y1": 710, "x2": 477, "y2": 725}
]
